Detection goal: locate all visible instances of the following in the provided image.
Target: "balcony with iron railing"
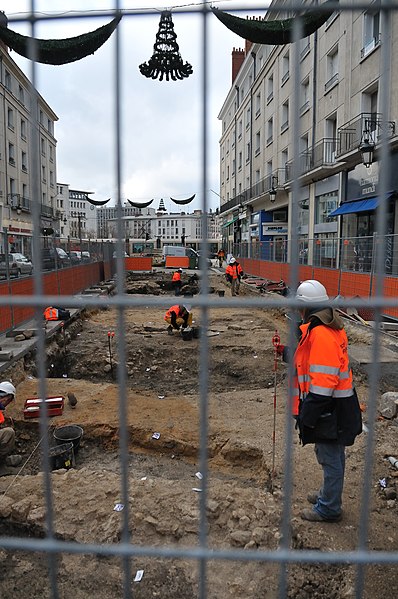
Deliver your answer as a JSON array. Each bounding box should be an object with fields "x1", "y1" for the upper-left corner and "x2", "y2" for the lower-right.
[
  {"x1": 7, "y1": 193, "x2": 31, "y2": 213},
  {"x1": 336, "y1": 112, "x2": 396, "y2": 158},
  {"x1": 285, "y1": 138, "x2": 338, "y2": 182},
  {"x1": 219, "y1": 169, "x2": 287, "y2": 215}
]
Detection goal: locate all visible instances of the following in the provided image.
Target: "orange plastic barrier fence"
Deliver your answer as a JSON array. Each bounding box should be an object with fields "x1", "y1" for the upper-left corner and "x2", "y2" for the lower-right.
[
  {"x1": 165, "y1": 256, "x2": 189, "y2": 268},
  {"x1": 125, "y1": 257, "x2": 152, "y2": 271}
]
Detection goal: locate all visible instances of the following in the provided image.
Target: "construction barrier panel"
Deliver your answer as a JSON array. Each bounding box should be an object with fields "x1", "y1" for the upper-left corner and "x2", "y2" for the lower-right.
[
  {"x1": 125, "y1": 257, "x2": 153, "y2": 271},
  {"x1": 165, "y1": 256, "x2": 189, "y2": 269}
]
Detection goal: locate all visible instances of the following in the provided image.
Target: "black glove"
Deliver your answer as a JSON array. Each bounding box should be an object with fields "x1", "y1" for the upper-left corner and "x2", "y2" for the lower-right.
[{"x1": 226, "y1": 275, "x2": 232, "y2": 283}]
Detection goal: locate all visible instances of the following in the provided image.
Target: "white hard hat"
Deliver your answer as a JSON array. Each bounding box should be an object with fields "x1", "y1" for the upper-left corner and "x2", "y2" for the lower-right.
[
  {"x1": 0, "y1": 381, "x2": 16, "y2": 397},
  {"x1": 178, "y1": 268, "x2": 183, "y2": 272},
  {"x1": 296, "y1": 280, "x2": 329, "y2": 303},
  {"x1": 229, "y1": 257, "x2": 236, "y2": 263}
]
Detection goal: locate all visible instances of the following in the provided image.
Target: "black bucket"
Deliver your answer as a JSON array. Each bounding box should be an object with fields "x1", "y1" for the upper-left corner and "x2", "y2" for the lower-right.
[
  {"x1": 49, "y1": 442, "x2": 75, "y2": 470},
  {"x1": 181, "y1": 326, "x2": 193, "y2": 341},
  {"x1": 218, "y1": 290, "x2": 225, "y2": 297},
  {"x1": 192, "y1": 327, "x2": 200, "y2": 339},
  {"x1": 53, "y1": 425, "x2": 84, "y2": 454}
]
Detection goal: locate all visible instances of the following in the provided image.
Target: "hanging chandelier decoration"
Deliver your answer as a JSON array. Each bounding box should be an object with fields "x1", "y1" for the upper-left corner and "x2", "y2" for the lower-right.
[
  {"x1": 170, "y1": 193, "x2": 196, "y2": 205},
  {"x1": 139, "y1": 11, "x2": 193, "y2": 81},
  {"x1": 127, "y1": 199, "x2": 154, "y2": 208}
]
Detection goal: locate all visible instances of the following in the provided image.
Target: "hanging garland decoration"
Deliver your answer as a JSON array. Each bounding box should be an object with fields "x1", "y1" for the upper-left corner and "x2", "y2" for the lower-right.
[
  {"x1": 0, "y1": 13, "x2": 121, "y2": 65},
  {"x1": 127, "y1": 199, "x2": 154, "y2": 208},
  {"x1": 139, "y1": 11, "x2": 193, "y2": 81},
  {"x1": 211, "y1": 1, "x2": 336, "y2": 45},
  {"x1": 86, "y1": 197, "x2": 111, "y2": 206},
  {"x1": 170, "y1": 193, "x2": 196, "y2": 205}
]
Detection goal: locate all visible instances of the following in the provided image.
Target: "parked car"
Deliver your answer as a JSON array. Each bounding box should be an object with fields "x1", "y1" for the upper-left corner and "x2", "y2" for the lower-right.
[
  {"x1": 112, "y1": 251, "x2": 129, "y2": 258},
  {"x1": 81, "y1": 251, "x2": 91, "y2": 262},
  {"x1": 68, "y1": 251, "x2": 82, "y2": 265},
  {"x1": 41, "y1": 247, "x2": 71, "y2": 270},
  {"x1": 9, "y1": 253, "x2": 33, "y2": 275},
  {"x1": 0, "y1": 254, "x2": 19, "y2": 278}
]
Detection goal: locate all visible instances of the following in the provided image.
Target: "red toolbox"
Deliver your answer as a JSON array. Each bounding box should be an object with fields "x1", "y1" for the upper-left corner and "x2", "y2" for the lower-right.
[{"x1": 23, "y1": 396, "x2": 64, "y2": 419}]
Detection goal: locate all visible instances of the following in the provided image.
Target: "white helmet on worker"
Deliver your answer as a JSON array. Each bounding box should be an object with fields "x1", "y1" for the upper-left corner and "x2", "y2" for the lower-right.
[
  {"x1": 0, "y1": 381, "x2": 16, "y2": 397},
  {"x1": 296, "y1": 280, "x2": 329, "y2": 303},
  {"x1": 178, "y1": 268, "x2": 183, "y2": 272},
  {"x1": 229, "y1": 257, "x2": 236, "y2": 263}
]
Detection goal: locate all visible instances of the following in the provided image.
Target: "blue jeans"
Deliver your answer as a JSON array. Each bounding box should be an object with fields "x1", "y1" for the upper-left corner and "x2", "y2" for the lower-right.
[{"x1": 313, "y1": 442, "x2": 345, "y2": 519}]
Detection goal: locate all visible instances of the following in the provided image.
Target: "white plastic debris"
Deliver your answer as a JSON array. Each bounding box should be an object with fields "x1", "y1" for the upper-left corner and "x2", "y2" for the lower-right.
[
  {"x1": 158, "y1": 395, "x2": 165, "y2": 400},
  {"x1": 379, "y1": 478, "x2": 387, "y2": 488},
  {"x1": 192, "y1": 487, "x2": 202, "y2": 492},
  {"x1": 195, "y1": 472, "x2": 203, "y2": 480},
  {"x1": 114, "y1": 503, "x2": 124, "y2": 512},
  {"x1": 146, "y1": 367, "x2": 151, "y2": 372},
  {"x1": 388, "y1": 456, "x2": 398, "y2": 469},
  {"x1": 152, "y1": 432, "x2": 160, "y2": 440},
  {"x1": 140, "y1": 476, "x2": 147, "y2": 481},
  {"x1": 134, "y1": 570, "x2": 144, "y2": 582}
]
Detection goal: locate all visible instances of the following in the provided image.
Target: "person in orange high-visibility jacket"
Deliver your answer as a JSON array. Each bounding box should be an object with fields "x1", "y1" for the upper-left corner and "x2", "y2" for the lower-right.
[
  {"x1": 164, "y1": 304, "x2": 193, "y2": 335},
  {"x1": 225, "y1": 257, "x2": 243, "y2": 296},
  {"x1": 277, "y1": 280, "x2": 362, "y2": 523},
  {"x1": 171, "y1": 268, "x2": 182, "y2": 296},
  {"x1": 44, "y1": 307, "x2": 59, "y2": 321},
  {"x1": 0, "y1": 381, "x2": 17, "y2": 465}
]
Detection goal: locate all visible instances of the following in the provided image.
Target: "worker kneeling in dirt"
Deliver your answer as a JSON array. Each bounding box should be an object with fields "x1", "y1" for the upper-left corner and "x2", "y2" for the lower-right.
[
  {"x1": 165, "y1": 304, "x2": 192, "y2": 335},
  {"x1": 0, "y1": 381, "x2": 20, "y2": 472}
]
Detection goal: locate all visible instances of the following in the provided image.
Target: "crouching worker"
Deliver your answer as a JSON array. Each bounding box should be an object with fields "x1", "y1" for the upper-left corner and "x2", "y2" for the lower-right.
[
  {"x1": 276, "y1": 280, "x2": 362, "y2": 523},
  {"x1": 165, "y1": 304, "x2": 192, "y2": 335},
  {"x1": 0, "y1": 381, "x2": 18, "y2": 471}
]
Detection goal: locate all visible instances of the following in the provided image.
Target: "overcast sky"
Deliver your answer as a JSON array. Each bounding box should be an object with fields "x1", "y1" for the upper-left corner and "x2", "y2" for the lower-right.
[{"x1": 1, "y1": 1, "x2": 268, "y2": 213}]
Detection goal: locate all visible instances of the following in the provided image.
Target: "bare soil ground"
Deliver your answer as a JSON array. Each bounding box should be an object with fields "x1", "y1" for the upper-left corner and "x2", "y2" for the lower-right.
[{"x1": 0, "y1": 270, "x2": 398, "y2": 598}]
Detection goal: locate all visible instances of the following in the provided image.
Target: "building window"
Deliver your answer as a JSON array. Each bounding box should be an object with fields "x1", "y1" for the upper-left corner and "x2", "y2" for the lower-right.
[
  {"x1": 21, "y1": 151, "x2": 27, "y2": 172},
  {"x1": 8, "y1": 143, "x2": 15, "y2": 165},
  {"x1": 238, "y1": 151, "x2": 242, "y2": 170},
  {"x1": 246, "y1": 106, "x2": 251, "y2": 129},
  {"x1": 316, "y1": 192, "x2": 338, "y2": 224},
  {"x1": 362, "y1": 8, "x2": 380, "y2": 58},
  {"x1": 325, "y1": 47, "x2": 339, "y2": 91},
  {"x1": 255, "y1": 131, "x2": 261, "y2": 156},
  {"x1": 246, "y1": 142, "x2": 251, "y2": 163},
  {"x1": 49, "y1": 145, "x2": 54, "y2": 162},
  {"x1": 300, "y1": 78, "x2": 310, "y2": 114},
  {"x1": 21, "y1": 118, "x2": 27, "y2": 140},
  {"x1": 41, "y1": 138, "x2": 46, "y2": 156},
  {"x1": 267, "y1": 74, "x2": 274, "y2": 103},
  {"x1": 42, "y1": 165, "x2": 46, "y2": 182},
  {"x1": 281, "y1": 52, "x2": 289, "y2": 85},
  {"x1": 18, "y1": 85, "x2": 24, "y2": 104},
  {"x1": 4, "y1": 70, "x2": 11, "y2": 91},
  {"x1": 7, "y1": 108, "x2": 14, "y2": 130},
  {"x1": 300, "y1": 36, "x2": 310, "y2": 60},
  {"x1": 238, "y1": 119, "x2": 243, "y2": 139},
  {"x1": 281, "y1": 101, "x2": 289, "y2": 133},
  {"x1": 267, "y1": 117, "x2": 273, "y2": 145},
  {"x1": 255, "y1": 92, "x2": 261, "y2": 117}
]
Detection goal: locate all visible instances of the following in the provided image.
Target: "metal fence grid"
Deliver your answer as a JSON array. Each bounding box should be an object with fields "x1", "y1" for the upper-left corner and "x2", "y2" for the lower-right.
[{"x1": 1, "y1": 2, "x2": 398, "y2": 599}]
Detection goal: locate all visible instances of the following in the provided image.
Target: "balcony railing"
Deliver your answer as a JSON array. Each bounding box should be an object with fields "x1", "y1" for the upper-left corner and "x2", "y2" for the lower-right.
[
  {"x1": 285, "y1": 138, "x2": 338, "y2": 180},
  {"x1": 336, "y1": 112, "x2": 396, "y2": 158},
  {"x1": 219, "y1": 169, "x2": 287, "y2": 214}
]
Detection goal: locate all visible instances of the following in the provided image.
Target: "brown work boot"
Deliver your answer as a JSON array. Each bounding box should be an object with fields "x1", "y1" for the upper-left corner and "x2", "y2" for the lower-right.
[
  {"x1": 167, "y1": 325, "x2": 174, "y2": 336},
  {"x1": 301, "y1": 508, "x2": 342, "y2": 523},
  {"x1": 307, "y1": 491, "x2": 320, "y2": 505}
]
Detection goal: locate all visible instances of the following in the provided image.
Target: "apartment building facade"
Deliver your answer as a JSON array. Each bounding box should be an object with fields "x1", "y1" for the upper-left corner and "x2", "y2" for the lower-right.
[
  {"x1": 0, "y1": 40, "x2": 58, "y2": 256},
  {"x1": 98, "y1": 202, "x2": 220, "y2": 252},
  {"x1": 218, "y1": 1, "x2": 398, "y2": 273}
]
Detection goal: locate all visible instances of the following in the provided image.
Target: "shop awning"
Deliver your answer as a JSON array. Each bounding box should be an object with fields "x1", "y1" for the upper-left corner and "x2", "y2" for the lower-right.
[
  {"x1": 221, "y1": 216, "x2": 239, "y2": 228},
  {"x1": 329, "y1": 193, "x2": 393, "y2": 217}
]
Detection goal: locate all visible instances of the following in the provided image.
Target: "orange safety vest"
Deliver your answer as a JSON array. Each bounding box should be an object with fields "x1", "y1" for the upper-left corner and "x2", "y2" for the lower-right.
[
  {"x1": 44, "y1": 307, "x2": 59, "y2": 321},
  {"x1": 225, "y1": 262, "x2": 243, "y2": 279},
  {"x1": 292, "y1": 321, "x2": 354, "y2": 416},
  {"x1": 172, "y1": 271, "x2": 181, "y2": 282},
  {"x1": 0, "y1": 411, "x2": 4, "y2": 425},
  {"x1": 164, "y1": 305, "x2": 182, "y2": 321}
]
